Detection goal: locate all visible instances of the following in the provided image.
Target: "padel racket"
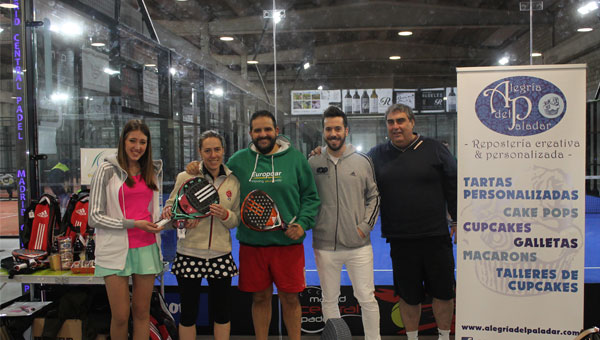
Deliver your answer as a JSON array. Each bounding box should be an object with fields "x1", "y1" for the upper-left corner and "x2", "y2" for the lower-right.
[
  {"x1": 156, "y1": 177, "x2": 219, "y2": 228},
  {"x1": 12, "y1": 249, "x2": 48, "y2": 271},
  {"x1": 241, "y1": 190, "x2": 296, "y2": 231},
  {"x1": 573, "y1": 327, "x2": 599, "y2": 340}
]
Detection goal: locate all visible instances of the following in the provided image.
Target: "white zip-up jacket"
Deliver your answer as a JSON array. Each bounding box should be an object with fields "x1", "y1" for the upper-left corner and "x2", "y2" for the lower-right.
[
  {"x1": 89, "y1": 154, "x2": 163, "y2": 270},
  {"x1": 309, "y1": 144, "x2": 380, "y2": 251},
  {"x1": 164, "y1": 162, "x2": 240, "y2": 258}
]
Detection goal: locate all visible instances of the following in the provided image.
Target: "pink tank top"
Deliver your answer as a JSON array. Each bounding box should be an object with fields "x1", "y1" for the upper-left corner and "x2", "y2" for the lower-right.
[{"x1": 119, "y1": 174, "x2": 156, "y2": 248}]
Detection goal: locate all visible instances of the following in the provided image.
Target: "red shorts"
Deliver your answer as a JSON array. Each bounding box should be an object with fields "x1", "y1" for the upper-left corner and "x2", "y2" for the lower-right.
[{"x1": 238, "y1": 243, "x2": 306, "y2": 293}]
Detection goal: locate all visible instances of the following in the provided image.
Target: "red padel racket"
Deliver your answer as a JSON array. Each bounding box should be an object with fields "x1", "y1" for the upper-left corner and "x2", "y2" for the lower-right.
[
  {"x1": 156, "y1": 177, "x2": 219, "y2": 228},
  {"x1": 241, "y1": 190, "x2": 296, "y2": 231}
]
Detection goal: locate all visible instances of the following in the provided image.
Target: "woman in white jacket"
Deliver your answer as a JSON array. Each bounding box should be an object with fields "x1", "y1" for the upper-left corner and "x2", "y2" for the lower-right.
[
  {"x1": 89, "y1": 119, "x2": 164, "y2": 340},
  {"x1": 162, "y1": 130, "x2": 240, "y2": 340}
]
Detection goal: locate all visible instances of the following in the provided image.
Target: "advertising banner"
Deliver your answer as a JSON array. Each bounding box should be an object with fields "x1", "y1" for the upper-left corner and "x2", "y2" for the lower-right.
[
  {"x1": 393, "y1": 89, "x2": 417, "y2": 112},
  {"x1": 341, "y1": 89, "x2": 392, "y2": 115},
  {"x1": 291, "y1": 90, "x2": 341, "y2": 115},
  {"x1": 419, "y1": 87, "x2": 446, "y2": 113},
  {"x1": 394, "y1": 88, "x2": 456, "y2": 113},
  {"x1": 456, "y1": 64, "x2": 586, "y2": 340}
]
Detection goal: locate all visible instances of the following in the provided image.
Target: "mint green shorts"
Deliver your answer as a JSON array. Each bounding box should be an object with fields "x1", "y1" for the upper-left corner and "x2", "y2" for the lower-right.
[{"x1": 95, "y1": 243, "x2": 162, "y2": 277}]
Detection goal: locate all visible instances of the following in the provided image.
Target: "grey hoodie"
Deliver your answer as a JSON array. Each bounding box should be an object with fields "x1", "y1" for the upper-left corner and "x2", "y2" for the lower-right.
[{"x1": 308, "y1": 144, "x2": 380, "y2": 251}]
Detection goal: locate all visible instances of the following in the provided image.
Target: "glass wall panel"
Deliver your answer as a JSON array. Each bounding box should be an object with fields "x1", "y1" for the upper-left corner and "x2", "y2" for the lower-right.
[{"x1": 30, "y1": 1, "x2": 175, "y2": 211}]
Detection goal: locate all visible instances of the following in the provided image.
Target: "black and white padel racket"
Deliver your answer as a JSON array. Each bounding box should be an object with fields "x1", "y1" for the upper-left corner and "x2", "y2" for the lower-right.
[
  {"x1": 241, "y1": 190, "x2": 296, "y2": 232},
  {"x1": 156, "y1": 177, "x2": 219, "y2": 233}
]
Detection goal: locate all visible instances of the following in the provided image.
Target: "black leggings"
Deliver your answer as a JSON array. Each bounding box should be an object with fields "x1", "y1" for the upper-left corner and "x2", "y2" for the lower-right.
[{"x1": 176, "y1": 275, "x2": 232, "y2": 327}]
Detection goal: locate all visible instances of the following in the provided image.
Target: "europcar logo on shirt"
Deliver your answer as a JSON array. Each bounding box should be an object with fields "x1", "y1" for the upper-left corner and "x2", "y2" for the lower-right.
[{"x1": 475, "y1": 76, "x2": 567, "y2": 136}]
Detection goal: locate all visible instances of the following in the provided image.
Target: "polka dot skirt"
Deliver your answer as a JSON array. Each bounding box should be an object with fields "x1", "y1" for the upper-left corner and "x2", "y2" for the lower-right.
[{"x1": 172, "y1": 253, "x2": 238, "y2": 279}]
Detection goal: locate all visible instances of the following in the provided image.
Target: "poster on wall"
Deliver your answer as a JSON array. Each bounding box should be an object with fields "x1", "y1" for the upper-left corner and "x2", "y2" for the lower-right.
[
  {"x1": 121, "y1": 67, "x2": 140, "y2": 109},
  {"x1": 419, "y1": 87, "x2": 445, "y2": 113},
  {"x1": 229, "y1": 105, "x2": 238, "y2": 121},
  {"x1": 209, "y1": 97, "x2": 221, "y2": 126},
  {"x1": 456, "y1": 64, "x2": 586, "y2": 340},
  {"x1": 393, "y1": 89, "x2": 417, "y2": 112},
  {"x1": 83, "y1": 96, "x2": 111, "y2": 118},
  {"x1": 143, "y1": 70, "x2": 159, "y2": 107},
  {"x1": 38, "y1": 125, "x2": 57, "y2": 155},
  {"x1": 342, "y1": 89, "x2": 393, "y2": 115},
  {"x1": 291, "y1": 90, "x2": 341, "y2": 115},
  {"x1": 82, "y1": 48, "x2": 109, "y2": 94},
  {"x1": 80, "y1": 148, "x2": 117, "y2": 185}
]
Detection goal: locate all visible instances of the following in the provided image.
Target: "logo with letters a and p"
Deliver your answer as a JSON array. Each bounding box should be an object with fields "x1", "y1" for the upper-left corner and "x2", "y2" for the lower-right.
[{"x1": 475, "y1": 76, "x2": 566, "y2": 136}]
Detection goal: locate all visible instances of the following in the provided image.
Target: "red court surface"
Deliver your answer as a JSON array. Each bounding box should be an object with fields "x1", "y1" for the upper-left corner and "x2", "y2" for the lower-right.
[{"x1": 0, "y1": 199, "x2": 19, "y2": 237}]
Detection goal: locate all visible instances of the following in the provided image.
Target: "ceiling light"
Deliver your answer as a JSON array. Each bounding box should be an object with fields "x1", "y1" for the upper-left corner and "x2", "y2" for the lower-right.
[
  {"x1": 211, "y1": 88, "x2": 224, "y2": 97},
  {"x1": 0, "y1": 3, "x2": 18, "y2": 9},
  {"x1": 389, "y1": 56, "x2": 401, "y2": 60},
  {"x1": 0, "y1": 28, "x2": 3, "y2": 33},
  {"x1": 50, "y1": 92, "x2": 69, "y2": 101},
  {"x1": 220, "y1": 36, "x2": 234, "y2": 41},
  {"x1": 356, "y1": 145, "x2": 363, "y2": 152},
  {"x1": 303, "y1": 62, "x2": 310, "y2": 70},
  {"x1": 317, "y1": 85, "x2": 323, "y2": 90},
  {"x1": 273, "y1": 11, "x2": 282, "y2": 24},
  {"x1": 398, "y1": 31, "x2": 413, "y2": 36},
  {"x1": 103, "y1": 67, "x2": 120, "y2": 75},
  {"x1": 90, "y1": 42, "x2": 105, "y2": 47},
  {"x1": 169, "y1": 67, "x2": 177, "y2": 75},
  {"x1": 531, "y1": 52, "x2": 542, "y2": 57},
  {"x1": 247, "y1": 60, "x2": 259, "y2": 64},
  {"x1": 578, "y1": 1, "x2": 598, "y2": 15},
  {"x1": 49, "y1": 22, "x2": 82, "y2": 36},
  {"x1": 144, "y1": 63, "x2": 156, "y2": 67},
  {"x1": 498, "y1": 56, "x2": 509, "y2": 65},
  {"x1": 61, "y1": 22, "x2": 82, "y2": 36},
  {"x1": 577, "y1": 27, "x2": 593, "y2": 32}
]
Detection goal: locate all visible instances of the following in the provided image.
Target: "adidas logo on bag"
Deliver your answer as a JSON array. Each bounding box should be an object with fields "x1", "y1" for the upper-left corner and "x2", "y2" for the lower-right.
[
  {"x1": 37, "y1": 211, "x2": 48, "y2": 218},
  {"x1": 75, "y1": 208, "x2": 87, "y2": 216}
]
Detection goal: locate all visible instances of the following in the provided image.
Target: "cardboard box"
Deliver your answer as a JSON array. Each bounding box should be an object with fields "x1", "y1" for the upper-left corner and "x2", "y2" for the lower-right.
[{"x1": 31, "y1": 318, "x2": 107, "y2": 340}]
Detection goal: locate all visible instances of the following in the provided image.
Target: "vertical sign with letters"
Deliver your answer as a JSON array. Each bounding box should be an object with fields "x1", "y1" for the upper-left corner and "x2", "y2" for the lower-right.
[
  {"x1": 456, "y1": 65, "x2": 586, "y2": 339},
  {"x1": 11, "y1": 0, "x2": 29, "y2": 247}
]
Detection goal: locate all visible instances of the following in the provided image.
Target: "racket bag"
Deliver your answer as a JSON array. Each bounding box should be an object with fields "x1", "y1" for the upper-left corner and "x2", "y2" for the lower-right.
[
  {"x1": 21, "y1": 193, "x2": 61, "y2": 252},
  {"x1": 149, "y1": 290, "x2": 178, "y2": 340},
  {"x1": 1, "y1": 256, "x2": 36, "y2": 277},
  {"x1": 149, "y1": 315, "x2": 172, "y2": 340},
  {"x1": 61, "y1": 191, "x2": 90, "y2": 243}
]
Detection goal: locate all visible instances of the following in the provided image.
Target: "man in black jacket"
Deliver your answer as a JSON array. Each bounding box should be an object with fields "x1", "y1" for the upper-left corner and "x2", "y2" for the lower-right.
[{"x1": 367, "y1": 104, "x2": 457, "y2": 340}]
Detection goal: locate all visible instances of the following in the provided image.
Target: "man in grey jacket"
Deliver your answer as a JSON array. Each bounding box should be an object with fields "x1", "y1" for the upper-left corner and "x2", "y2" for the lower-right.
[{"x1": 308, "y1": 106, "x2": 381, "y2": 340}]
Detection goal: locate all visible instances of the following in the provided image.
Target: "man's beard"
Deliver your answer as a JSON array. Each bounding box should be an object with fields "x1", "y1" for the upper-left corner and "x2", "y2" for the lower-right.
[
  {"x1": 253, "y1": 136, "x2": 277, "y2": 154},
  {"x1": 325, "y1": 136, "x2": 345, "y2": 152}
]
